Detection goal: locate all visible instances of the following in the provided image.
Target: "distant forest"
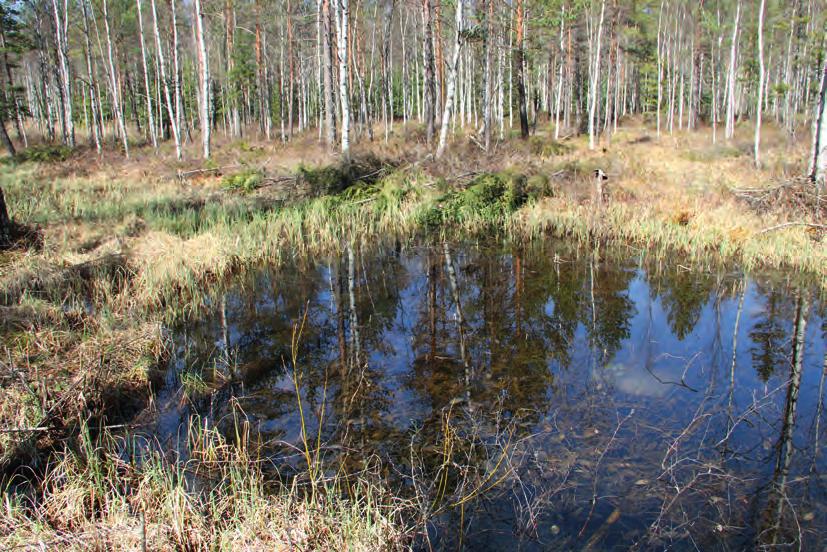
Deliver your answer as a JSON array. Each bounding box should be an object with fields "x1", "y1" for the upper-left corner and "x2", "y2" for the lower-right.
[{"x1": 0, "y1": 0, "x2": 825, "y2": 168}]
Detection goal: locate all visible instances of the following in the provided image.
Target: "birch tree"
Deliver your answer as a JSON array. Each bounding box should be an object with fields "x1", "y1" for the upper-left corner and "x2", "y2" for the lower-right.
[
  {"x1": 136, "y1": 0, "x2": 157, "y2": 150},
  {"x1": 588, "y1": 0, "x2": 606, "y2": 150},
  {"x1": 435, "y1": 0, "x2": 463, "y2": 158},
  {"x1": 334, "y1": 0, "x2": 351, "y2": 157},
  {"x1": 321, "y1": 0, "x2": 336, "y2": 147},
  {"x1": 194, "y1": 0, "x2": 211, "y2": 158},
  {"x1": 51, "y1": 0, "x2": 73, "y2": 147},
  {"x1": 101, "y1": 0, "x2": 129, "y2": 157},
  {"x1": 753, "y1": 0, "x2": 766, "y2": 167},
  {"x1": 482, "y1": 0, "x2": 494, "y2": 150},
  {"x1": 725, "y1": 0, "x2": 740, "y2": 141},
  {"x1": 810, "y1": 57, "x2": 827, "y2": 187},
  {"x1": 422, "y1": 0, "x2": 436, "y2": 145},
  {"x1": 151, "y1": 0, "x2": 182, "y2": 159},
  {"x1": 514, "y1": 0, "x2": 529, "y2": 139}
]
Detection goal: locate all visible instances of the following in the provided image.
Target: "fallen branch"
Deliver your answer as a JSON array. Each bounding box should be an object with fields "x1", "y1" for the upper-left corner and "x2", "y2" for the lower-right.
[
  {"x1": 176, "y1": 164, "x2": 241, "y2": 181},
  {"x1": 754, "y1": 222, "x2": 827, "y2": 236},
  {"x1": 258, "y1": 175, "x2": 297, "y2": 188}
]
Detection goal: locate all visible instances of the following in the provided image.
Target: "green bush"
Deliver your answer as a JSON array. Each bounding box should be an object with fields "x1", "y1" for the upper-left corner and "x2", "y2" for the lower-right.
[
  {"x1": 221, "y1": 169, "x2": 264, "y2": 193},
  {"x1": 415, "y1": 173, "x2": 529, "y2": 231},
  {"x1": 8, "y1": 145, "x2": 73, "y2": 165},
  {"x1": 526, "y1": 174, "x2": 553, "y2": 199},
  {"x1": 528, "y1": 136, "x2": 572, "y2": 157},
  {"x1": 297, "y1": 164, "x2": 351, "y2": 195}
]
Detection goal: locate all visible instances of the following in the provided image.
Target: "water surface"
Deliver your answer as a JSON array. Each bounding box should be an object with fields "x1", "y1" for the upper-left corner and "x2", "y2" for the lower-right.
[{"x1": 152, "y1": 239, "x2": 827, "y2": 550}]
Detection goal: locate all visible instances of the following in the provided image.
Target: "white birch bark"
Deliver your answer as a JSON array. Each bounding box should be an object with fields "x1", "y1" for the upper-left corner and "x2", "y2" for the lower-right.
[
  {"x1": 102, "y1": 0, "x2": 129, "y2": 157},
  {"x1": 334, "y1": 0, "x2": 351, "y2": 157},
  {"x1": 136, "y1": 0, "x2": 157, "y2": 150},
  {"x1": 754, "y1": 0, "x2": 765, "y2": 167},
  {"x1": 194, "y1": 0, "x2": 211, "y2": 158},
  {"x1": 725, "y1": 1, "x2": 740, "y2": 141},
  {"x1": 51, "y1": 0, "x2": 74, "y2": 147},
  {"x1": 810, "y1": 58, "x2": 827, "y2": 187},
  {"x1": 435, "y1": 0, "x2": 463, "y2": 158},
  {"x1": 150, "y1": 0, "x2": 182, "y2": 159},
  {"x1": 588, "y1": 0, "x2": 606, "y2": 150}
]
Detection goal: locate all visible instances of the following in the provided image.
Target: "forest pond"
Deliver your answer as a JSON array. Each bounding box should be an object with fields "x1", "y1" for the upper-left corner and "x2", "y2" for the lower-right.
[{"x1": 144, "y1": 239, "x2": 826, "y2": 550}]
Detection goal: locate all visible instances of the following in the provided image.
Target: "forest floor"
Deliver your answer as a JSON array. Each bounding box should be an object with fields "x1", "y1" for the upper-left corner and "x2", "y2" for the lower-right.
[{"x1": 0, "y1": 118, "x2": 824, "y2": 549}]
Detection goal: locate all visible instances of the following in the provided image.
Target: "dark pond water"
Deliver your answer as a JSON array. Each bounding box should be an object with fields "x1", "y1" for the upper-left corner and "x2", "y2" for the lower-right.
[{"x1": 149, "y1": 239, "x2": 827, "y2": 550}]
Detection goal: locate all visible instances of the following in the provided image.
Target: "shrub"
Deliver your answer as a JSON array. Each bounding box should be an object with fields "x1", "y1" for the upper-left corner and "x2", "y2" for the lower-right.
[
  {"x1": 8, "y1": 145, "x2": 73, "y2": 164},
  {"x1": 221, "y1": 169, "x2": 264, "y2": 193}
]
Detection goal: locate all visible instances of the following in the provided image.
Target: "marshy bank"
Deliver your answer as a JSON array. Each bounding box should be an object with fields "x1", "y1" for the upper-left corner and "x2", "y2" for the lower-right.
[{"x1": 1, "y1": 126, "x2": 826, "y2": 549}]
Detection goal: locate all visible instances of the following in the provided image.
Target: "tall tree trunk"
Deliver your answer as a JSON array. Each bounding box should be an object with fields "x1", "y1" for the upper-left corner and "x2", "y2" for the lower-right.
[
  {"x1": 690, "y1": 0, "x2": 705, "y2": 129},
  {"x1": 225, "y1": 0, "x2": 240, "y2": 138},
  {"x1": 136, "y1": 0, "x2": 158, "y2": 150},
  {"x1": 435, "y1": 0, "x2": 463, "y2": 158},
  {"x1": 656, "y1": 0, "x2": 664, "y2": 136},
  {"x1": 421, "y1": 0, "x2": 435, "y2": 144},
  {"x1": 725, "y1": 0, "x2": 740, "y2": 141},
  {"x1": 554, "y1": 4, "x2": 565, "y2": 139},
  {"x1": 102, "y1": 0, "x2": 130, "y2": 157},
  {"x1": 514, "y1": 0, "x2": 529, "y2": 139},
  {"x1": 335, "y1": 0, "x2": 351, "y2": 157},
  {"x1": 322, "y1": 0, "x2": 337, "y2": 147},
  {"x1": 52, "y1": 0, "x2": 74, "y2": 147},
  {"x1": 194, "y1": 0, "x2": 211, "y2": 158},
  {"x1": 754, "y1": 0, "x2": 765, "y2": 167},
  {"x1": 588, "y1": 0, "x2": 606, "y2": 150},
  {"x1": 380, "y1": 0, "x2": 394, "y2": 142},
  {"x1": 151, "y1": 0, "x2": 182, "y2": 159},
  {"x1": 810, "y1": 57, "x2": 827, "y2": 187},
  {"x1": 168, "y1": 0, "x2": 184, "y2": 142},
  {"x1": 482, "y1": 0, "x2": 494, "y2": 150},
  {"x1": 81, "y1": 0, "x2": 102, "y2": 154},
  {"x1": 0, "y1": 29, "x2": 26, "y2": 147},
  {"x1": 286, "y1": 0, "x2": 295, "y2": 138},
  {"x1": 254, "y1": 0, "x2": 271, "y2": 139},
  {"x1": 0, "y1": 118, "x2": 14, "y2": 157}
]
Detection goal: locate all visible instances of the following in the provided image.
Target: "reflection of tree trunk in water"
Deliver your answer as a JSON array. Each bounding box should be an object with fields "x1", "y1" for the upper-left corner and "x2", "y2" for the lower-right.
[
  {"x1": 428, "y1": 252, "x2": 437, "y2": 360},
  {"x1": 483, "y1": 256, "x2": 496, "y2": 369},
  {"x1": 443, "y1": 241, "x2": 471, "y2": 403},
  {"x1": 220, "y1": 293, "x2": 233, "y2": 379},
  {"x1": 515, "y1": 251, "x2": 523, "y2": 338},
  {"x1": 726, "y1": 280, "x2": 746, "y2": 438},
  {"x1": 763, "y1": 291, "x2": 808, "y2": 548},
  {"x1": 347, "y1": 242, "x2": 362, "y2": 369},
  {"x1": 589, "y1": 256, "x2": 598, "y2": 372},
  {"x1": 812, "y1": 341, "x2": 827, "y2": 472},
  {"x1": 328, "y1": 262, "x2": 348, "y2": 378}
]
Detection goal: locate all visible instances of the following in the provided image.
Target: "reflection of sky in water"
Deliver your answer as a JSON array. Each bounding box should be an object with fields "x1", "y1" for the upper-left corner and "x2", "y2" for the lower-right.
[{"x1": 154, "y1": 240, "x2": 826, "y2": 550}]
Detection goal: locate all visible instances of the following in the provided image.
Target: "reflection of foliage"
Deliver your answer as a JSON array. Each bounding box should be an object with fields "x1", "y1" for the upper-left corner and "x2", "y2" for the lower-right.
[
  {"x1": 650, "y1": 268, "x2": 715, "y2": 341},
  {"x1": 590, "y1": 262, "x2": 636, "y2": 361},
  {"x1": 749, "y1": 287, "x2": 794, "y2": 381}
]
